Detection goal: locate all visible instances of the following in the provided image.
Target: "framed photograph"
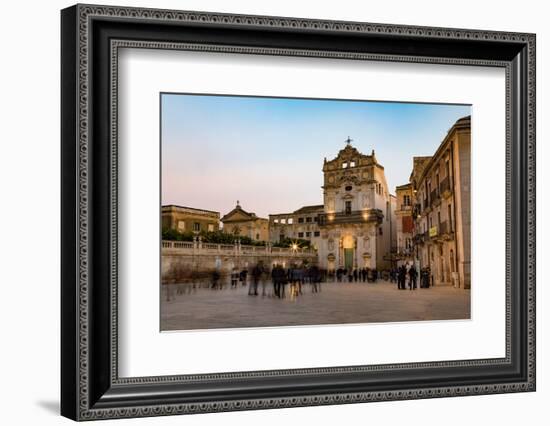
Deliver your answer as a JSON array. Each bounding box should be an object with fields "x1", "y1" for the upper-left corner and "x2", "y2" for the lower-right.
[{"x1": 61, "y1": 4, "x2": 536, "y2": 421}]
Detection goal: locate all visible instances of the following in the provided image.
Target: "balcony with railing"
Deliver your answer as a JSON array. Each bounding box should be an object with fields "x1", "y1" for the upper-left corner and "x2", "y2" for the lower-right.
[
  {"x1": 439, "y1": 220, "x2": 454, "y2": 239},
  {"x1": 422, "y1": 198, "x2": 431, "y2": 214},
  {"x1": 413, "y1": 231, "x2": 428, "y2": 245},
  {"x1": 430, "y1": 189, "x2": 441, "y2": 207},
  {"x1": 318, "y1": 209, "x2": 383, "y2": 226},
  {"x1": 440, "y1": 176, "x2": 452, "y2": 198},
  {"x1": 396, "y1": 204, "x2": 413, "y2": 214}
]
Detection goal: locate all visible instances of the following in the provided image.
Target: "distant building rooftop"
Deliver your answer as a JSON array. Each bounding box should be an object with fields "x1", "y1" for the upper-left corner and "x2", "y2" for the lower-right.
[
  {"x1": 293, "y1": 204, "x2": 324, "y2": 214},
  {"x1": 162, "y1": 205, "x2": 220, "y2": 216}
]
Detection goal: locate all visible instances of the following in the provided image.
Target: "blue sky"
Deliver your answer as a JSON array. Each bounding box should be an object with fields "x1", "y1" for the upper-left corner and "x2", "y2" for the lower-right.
[{"x1": 161, "y1": 93, "x2": 470, "y2": 218}]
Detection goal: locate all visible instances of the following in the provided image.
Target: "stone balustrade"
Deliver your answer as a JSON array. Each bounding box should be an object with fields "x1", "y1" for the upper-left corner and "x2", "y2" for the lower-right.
[{"x1": 161, "y1": 239, "x2": 316, "y2": 257}]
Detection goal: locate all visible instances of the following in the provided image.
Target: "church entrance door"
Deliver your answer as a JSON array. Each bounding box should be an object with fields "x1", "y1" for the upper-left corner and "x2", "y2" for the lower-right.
[{"x1": 344, "y1": 249, "x2": 354, "y2": 270}]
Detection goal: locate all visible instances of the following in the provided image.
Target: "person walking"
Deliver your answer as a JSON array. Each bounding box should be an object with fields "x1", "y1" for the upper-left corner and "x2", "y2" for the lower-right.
[
  {"x1": 249, "y1": 263, "x2": 262, "y2": 296},
  {"x1": 230, "y1": 267, "x2": 239, "y2": 289},
  {"x1": 406, "y1": 264, "x2": 412, "y2": 290},
  {"x1": 239, "y1": 268, "x2": 248, "y2": 287},
  {"x1": 272, "y1": 265, "x2": 281, "y2": 297},
  {"x1": 211, "y1": 269, "x2": 220, "y2": 289},
  {"x1": 310, "y1": 265, "x2": 320, "y2": 293},
  {"x1": 398, "y1": 265, "x2": 406, "y2": 290},
  {"x1": 261, "y1": 265, "x2": 270, "y2": 296},
  {"x1": 409, "y1": 265, "x2": 418, "y2": 290},
  {"x1": 296, "y1": 265, "x2": 304, "y2": 295}
]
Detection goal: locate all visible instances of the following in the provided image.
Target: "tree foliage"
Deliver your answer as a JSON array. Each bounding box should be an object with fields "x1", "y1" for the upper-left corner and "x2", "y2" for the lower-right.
[{"x1": 161, "y1": 228, "x2": 266, "y2": 246}]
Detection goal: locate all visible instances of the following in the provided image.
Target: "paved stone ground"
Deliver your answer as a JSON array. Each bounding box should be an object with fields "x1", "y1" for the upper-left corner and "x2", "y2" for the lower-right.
[{"x1": 160, "y1": 280, "x2": 470, "y2": 331}]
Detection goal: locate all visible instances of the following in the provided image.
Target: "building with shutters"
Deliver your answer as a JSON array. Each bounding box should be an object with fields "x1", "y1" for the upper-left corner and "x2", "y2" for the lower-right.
[
  {"x1": 395, "y1": 183, "x2": 415, "y2": 264},
  {"x1": 161, "y1": 205, "x2": 220, "y2": 234},
  {"x1": 402, "y1": 115, "x2": 471, "y2": 289}
]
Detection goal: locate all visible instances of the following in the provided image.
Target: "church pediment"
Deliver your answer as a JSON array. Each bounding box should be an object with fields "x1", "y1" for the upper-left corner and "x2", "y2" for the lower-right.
[
  {"x1": 323, "y1": 139, "x2": 376, "y2": 172},
  {"x1": 221, "y1": 209, "x2": 254, "y2": 222}
]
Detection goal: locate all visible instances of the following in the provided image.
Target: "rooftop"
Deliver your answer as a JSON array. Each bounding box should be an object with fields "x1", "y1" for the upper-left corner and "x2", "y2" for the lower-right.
[
  {"x1": 162, "y1": 205, "x2": 220, "y2": 216},
  {"x1": 293, "y1": 204, "x2": 324, "y2": 214}
]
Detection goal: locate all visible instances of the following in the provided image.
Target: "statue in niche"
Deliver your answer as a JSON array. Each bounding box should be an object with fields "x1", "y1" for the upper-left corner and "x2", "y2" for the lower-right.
[
  {"x1": 363, "y1": 236, "x2": 370, "y2": 248},
  {"x1": 362, "y1": 193, "x2": 371, "y2": 208}
]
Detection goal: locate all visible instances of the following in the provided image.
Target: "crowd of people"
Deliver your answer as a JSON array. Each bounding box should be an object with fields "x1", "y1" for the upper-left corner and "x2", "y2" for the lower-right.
[
  {"x1": 389, "y1": 264, "x2": 432, "y2": 290},
  {"x1": 227, "y1": 262, "x2": 324, "y2": 298},
  {"x1": 204, "y1": 262, "x2": 433, "y2": 297}
]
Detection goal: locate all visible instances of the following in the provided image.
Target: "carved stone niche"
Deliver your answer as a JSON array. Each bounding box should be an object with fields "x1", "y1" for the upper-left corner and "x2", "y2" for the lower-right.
[{"x1": 363, "y1": 236, "x2": 370, "y2": 249}]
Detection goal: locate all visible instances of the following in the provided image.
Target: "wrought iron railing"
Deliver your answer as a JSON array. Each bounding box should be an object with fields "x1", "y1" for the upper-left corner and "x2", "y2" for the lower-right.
[
  {"x1": 440, "y1": 176, "x2": 451, "y2": 196},
  {"x1": 430, "y1": 189, "x2": 441, "y2": 206}
]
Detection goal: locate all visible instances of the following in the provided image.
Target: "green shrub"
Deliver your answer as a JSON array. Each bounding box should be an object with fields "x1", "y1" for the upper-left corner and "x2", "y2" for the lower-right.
[{"x1": 162, "y1": 228, "x2": 194, "y2": 241}]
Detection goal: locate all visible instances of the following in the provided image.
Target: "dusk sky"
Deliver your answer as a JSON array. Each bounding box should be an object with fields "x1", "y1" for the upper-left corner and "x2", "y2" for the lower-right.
[{"x1": 161, "y1": 94, "x2": 470, "y2": 219}]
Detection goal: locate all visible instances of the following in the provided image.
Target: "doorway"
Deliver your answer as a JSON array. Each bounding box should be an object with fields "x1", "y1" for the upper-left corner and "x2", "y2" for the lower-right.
[{"x1": 344, "y1": 249, "x2": 354, "y2": 270}]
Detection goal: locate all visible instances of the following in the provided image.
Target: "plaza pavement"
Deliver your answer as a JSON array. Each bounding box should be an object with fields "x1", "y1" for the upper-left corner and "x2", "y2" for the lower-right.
[{"x1": 160, "y1": 279, "x2": 471, "y2": 331}]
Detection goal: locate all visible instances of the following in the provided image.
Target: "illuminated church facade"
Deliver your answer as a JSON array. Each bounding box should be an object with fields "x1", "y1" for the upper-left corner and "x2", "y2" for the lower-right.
[
  {"x1": 268, "y1": 139, "x2": 397, "y2": 271},
  {"x1": 317, "y1": 140, "x2": 396, "y2": 271}
]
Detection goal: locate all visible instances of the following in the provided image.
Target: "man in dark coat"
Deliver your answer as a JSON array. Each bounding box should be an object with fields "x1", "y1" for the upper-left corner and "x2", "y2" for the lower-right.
[
  {"x1": 398, "y1": 265, "x2": 406, "y2": 290},
  {"x1": 249, "y1": 263, "x2": 263, "y2": 295},
  {"x1": 409, "y1": 266, "x2": 418, "y2": 290}
]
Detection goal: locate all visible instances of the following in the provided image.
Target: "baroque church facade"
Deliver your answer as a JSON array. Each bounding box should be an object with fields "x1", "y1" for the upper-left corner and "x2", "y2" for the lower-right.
[
  {"x1": 267, "y1": 140, "x2": 396, "y2": 271},
  {"x1": 317, "y1": 141, "x2": 396, "y2": 271}
]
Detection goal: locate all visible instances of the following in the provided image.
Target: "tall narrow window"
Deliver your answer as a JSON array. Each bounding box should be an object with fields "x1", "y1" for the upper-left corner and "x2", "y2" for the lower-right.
[{"x1": 345, "y1": 201, "x2": 352, "y2": 215}]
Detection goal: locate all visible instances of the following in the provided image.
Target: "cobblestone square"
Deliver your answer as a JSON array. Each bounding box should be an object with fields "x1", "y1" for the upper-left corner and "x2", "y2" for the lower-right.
[{"x1": 161, "y1": 280, "x2": 470, "y2": 331}]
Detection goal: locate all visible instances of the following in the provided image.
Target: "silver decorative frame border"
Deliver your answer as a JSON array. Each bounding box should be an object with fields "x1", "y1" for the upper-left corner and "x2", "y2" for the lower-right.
[{"x1": 72, "y1": 4, "x2": 535, "y2": 420}]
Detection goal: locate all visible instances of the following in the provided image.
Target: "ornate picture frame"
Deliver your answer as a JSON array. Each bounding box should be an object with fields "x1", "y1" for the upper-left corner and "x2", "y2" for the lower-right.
[{"x1": 61, "y1": 4, "x2": 535, "y2": 420}]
